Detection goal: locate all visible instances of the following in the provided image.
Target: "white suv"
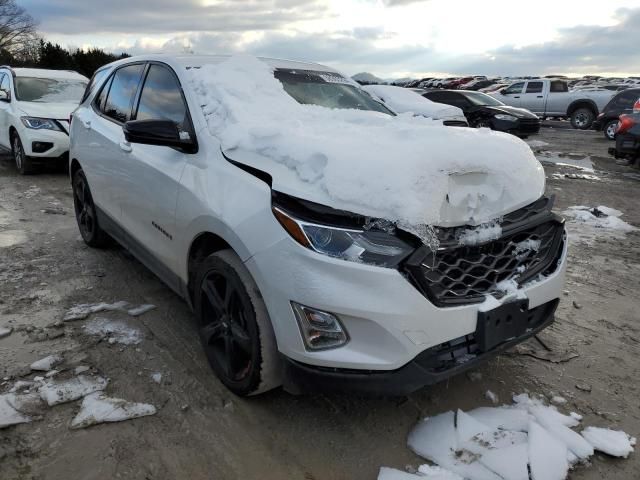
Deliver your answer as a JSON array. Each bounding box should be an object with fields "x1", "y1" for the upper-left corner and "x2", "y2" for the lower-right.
[
  {"x1": 0, "y1": 67, "x2": 88, "y2": 174},
  {"x1": 70, "y1": 54, "x2": 567, "y2": 396}
]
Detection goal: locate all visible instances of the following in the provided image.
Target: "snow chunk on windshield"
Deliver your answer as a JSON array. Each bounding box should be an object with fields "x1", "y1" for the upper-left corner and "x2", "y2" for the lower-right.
[{"x1": 189, "y1": 56, "x2": 545, "y2": 238}]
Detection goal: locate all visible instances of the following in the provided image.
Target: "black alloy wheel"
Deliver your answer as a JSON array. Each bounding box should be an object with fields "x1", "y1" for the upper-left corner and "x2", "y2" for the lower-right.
[
  {"x1": 195, "y1": 250, "x2": 281, "y2": 396},
  {"x1": 72, "y1": 169, "x2": 110, "y2": 247}
]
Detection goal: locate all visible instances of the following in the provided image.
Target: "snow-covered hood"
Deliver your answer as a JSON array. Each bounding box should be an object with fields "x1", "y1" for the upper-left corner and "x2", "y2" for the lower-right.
[
  {"x1": 190, "y1": 56, "x2": 545, "y2": 232},
  {"x1": 362, "y1": 85, "x2": 465, "y2": 120},
  {"x1": 16, "y1": 101, "x2": 76, "y2": 120}
]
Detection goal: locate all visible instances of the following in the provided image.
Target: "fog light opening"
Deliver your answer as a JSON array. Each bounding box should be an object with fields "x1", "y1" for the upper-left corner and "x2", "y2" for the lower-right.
[{"x1": 291, "y1": 302, "x2": 349, "y2": 351}]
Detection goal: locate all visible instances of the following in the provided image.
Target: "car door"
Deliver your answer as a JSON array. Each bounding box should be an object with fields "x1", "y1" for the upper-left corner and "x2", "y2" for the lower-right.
[
  {"x1": 519, "y1": 81, "x2": 545, "y2": 114},
  {"x1": 118, "y1": 62, "x2": 194, "y2": 275},
  {"x1": 74, "y1": 63, "x2": 146, "y2": 221},
  {"x1": 498, "y1": 82, "x2": 524, "y2": 107},
  {"x1": 0, "y1": 73, "x2": 11, "y2": 149}
]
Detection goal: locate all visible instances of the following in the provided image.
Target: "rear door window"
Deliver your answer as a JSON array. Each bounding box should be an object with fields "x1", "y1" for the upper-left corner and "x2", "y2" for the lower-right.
[
  {"x1": 525, "y1": 82, "x2": 543, "y2": 93},
  {"x1": 0, "y1": 73, "x2": 10, "y2": 98},
  {"x1": 102, "y1": 63, "x2": 145, "y2": 123},
  {"x1": 550, "y1": 81, "x2": 568, "y2": 93},
  {"x1": 134, "y1": 64, "x2": 191, "y2": 132},
  {"x1": 82, "y1": 68, "x2": 110, "y2": 103}
]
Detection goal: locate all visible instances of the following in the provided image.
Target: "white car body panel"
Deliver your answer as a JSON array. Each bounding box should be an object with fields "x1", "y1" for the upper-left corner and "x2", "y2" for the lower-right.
[
  {"x1": 70, "y1": 54, "x2": 566, "y2": 374},
  {"x1": 0, "y1": 67, "x2": 87, "y2": 159}
]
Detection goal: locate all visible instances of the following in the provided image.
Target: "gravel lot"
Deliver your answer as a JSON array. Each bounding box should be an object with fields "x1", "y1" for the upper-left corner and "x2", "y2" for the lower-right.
[{"x1": 1, "y1": 125, "x2": 639, "y2": 480}]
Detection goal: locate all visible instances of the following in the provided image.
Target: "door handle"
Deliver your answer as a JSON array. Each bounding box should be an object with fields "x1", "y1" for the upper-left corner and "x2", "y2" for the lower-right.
[
  {"x1": 537, "y1": 96, "x2": 543, "y2": 98},
  {"x1": 119, "y1": 141, "x2": 132, "y2": 153},
  {"x1": 514, "y1": 96, "x2": 520, "y2": 98}
]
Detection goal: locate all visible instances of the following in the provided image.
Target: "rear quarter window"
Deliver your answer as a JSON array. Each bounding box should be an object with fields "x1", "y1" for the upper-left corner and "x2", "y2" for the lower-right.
[{"x1": 82, "y1": 68, "x2": 110, "y2": 103}]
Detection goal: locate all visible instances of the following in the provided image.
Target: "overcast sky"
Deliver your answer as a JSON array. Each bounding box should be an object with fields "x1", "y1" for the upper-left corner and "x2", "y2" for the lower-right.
[{"x1": 20, "y1": 0, "x2": 640, "y2": 78}]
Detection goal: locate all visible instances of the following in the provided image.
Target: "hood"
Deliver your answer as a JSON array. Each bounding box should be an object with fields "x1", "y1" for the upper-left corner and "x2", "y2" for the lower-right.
[
  {"x1": 361, "y1": 85, "x2": 465, "y2": 120},
  {"x1": 16, "y1": 101, "x2": 77, "y2": 120},
  {"x1": 190, "y1": 56, "x2": 546, "y2": 237},
  {"x1": 477, "y1": 105, "x2": 539, "y2": 119}
]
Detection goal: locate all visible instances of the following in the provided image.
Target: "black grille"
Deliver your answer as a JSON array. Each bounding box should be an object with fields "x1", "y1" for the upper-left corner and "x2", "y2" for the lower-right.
[{"x1": 404, "y1": 197, "x2": 565, "y2": 307}]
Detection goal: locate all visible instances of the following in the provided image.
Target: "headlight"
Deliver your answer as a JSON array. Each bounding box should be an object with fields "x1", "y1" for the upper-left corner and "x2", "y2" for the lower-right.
[
  {"x1": 20, "y1": 117, "x2": 62, "y2": 131},
  {"x1": 273, "y1": 207, "x2": 413, "y2": 268},
  {"x1": 494, "y1": 114, "x2": 517, "y2": 122}
]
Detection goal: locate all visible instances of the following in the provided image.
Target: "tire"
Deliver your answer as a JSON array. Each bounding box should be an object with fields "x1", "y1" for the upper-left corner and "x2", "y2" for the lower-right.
[
  {"x1": 570, "y1": 107, "x2": 595, "y2": 130},
  {"x1": 472, "y1": 118, "x2": 492, "y2": 129},
  {"x1": 12, "y1": 133, "x2": 35, "y2": 175},
  {"x1": 72, "y1": 169, "x2": 111, "y2": 248},
  {"x1": 603, "y1": 119, "x2": 618, "y2": 141},
  {"x1": 194, "y1": 250, "x2": 281, "y2": 396}
]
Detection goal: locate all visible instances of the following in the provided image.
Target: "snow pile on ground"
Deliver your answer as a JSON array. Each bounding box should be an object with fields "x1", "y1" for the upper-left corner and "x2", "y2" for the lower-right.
[
  {"x1": 38, "y1": 375, "x2": 108, "y2": 406},
  {"x1": 189, "y1": 56, "x2": 545, "y2": 240},
  {"x1": 380, "y1": 393, "x2": 635, "y2": 479},
  {"x1": 84, "y1": 317, "x2": 142, "y2": 345},
  {"x1": 563, "y1": 206, "x2": 636, "y2": 243},
  {"x1": 63, "y1": 301, "x2": 156, "y2": 321},
  {"x1": 70, "y1": 392, "x2": 156, "y2": 429},
  {"x1": 361, "y1": 84, "x2": 463, "y2": 120},
  {"x1": 0, "y1": 393, "x2": 32, "y2": 429},
  {"x1": 526, "y1": 140, "x2": 549, "y2": 148},
  {"x1": 30, "y1": 354, "x2": 63, "y2": 371},
  {"x1": 457, "y1": 222, "x2": 502, "y2": 246}
]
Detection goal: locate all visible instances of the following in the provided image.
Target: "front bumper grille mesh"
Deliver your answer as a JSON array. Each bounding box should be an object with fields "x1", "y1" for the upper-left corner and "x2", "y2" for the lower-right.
[{"x1": 404, "y1": 197, "x2": 565, "y2": 306}]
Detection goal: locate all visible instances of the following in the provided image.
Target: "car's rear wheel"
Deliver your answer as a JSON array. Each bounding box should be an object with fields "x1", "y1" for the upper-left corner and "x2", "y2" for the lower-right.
[
  {"x1": 473, "y1": 118, "x2": 492, "y2": 129},
  {"x1": 604, "y1": 119, "x2": 618, "y2": 140},
  {"x1": 12, "y1": 133, "x2": 34, "y2": 175},
  {"x1": 72, "y1": 169, "x2": 111, "y2": 248},
  {"x1": 194, "y1": 250, "x2": 281, "y2": 396},
  {"x1": 570, "y1": 108, "x2": 595, "y2": 130}
]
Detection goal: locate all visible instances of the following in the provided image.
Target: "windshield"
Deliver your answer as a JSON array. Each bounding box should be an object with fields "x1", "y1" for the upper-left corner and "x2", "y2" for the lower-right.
[
  {"x1": 463, "y1": 91, "x2": 505, "y2": 107},
  {"x1": 15, "y1": 77, "x2": 88, "y2": 103},
  {"x1": 274, "y1": 69, "x2": 393, "y2": 115}
]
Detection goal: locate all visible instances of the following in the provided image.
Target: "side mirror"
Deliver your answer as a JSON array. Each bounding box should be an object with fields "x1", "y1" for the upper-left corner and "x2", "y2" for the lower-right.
[
  {"x1": 0, "y1": 90, "x2": 10, "y2": 102},
  {"x1": 123, "y1": 119, "x2": 197, "y2": 153}
]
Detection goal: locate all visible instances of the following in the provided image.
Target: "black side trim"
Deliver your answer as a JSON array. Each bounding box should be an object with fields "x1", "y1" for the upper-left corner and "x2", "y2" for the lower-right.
[{"x1": 95, "y1": 205, "x2": 187, "y2": 300}]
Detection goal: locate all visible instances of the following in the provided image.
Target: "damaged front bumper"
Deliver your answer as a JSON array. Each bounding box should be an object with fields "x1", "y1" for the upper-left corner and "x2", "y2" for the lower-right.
[{"x1": 282, "y1": 298, "x2": 558, "y2": 395}]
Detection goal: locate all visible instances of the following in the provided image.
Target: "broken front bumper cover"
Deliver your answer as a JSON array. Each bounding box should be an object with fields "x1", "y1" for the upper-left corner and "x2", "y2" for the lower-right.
[{"x1": 282, "y1": 298, "x2": 558, "y2": 396}]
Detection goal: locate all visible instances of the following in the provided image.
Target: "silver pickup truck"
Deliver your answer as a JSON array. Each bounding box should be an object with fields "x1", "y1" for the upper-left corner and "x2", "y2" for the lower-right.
[{"x1": 490, "y1": 79, "x2": 615, "y2": 129}]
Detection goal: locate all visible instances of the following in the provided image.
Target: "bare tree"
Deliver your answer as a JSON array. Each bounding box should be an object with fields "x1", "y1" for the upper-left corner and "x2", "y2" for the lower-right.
[{"x1": 0, "y1": 0, "x2": 37, "y2": 55}]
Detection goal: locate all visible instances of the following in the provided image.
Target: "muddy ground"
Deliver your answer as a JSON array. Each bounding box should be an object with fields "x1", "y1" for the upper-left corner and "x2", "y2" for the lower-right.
[{"x1": 1, "y1": 126, "x2": 639, "y2": 480}]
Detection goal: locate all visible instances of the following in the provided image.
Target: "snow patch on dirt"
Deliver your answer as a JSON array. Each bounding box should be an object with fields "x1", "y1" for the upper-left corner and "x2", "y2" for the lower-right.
[
  {"x1": 38, "y1": 375, "x2": 108, "y2": 406},
  {"x1": 84, "y1": 317, "x2": 142, "y2": 345},
  {"x1": 395, "y1": 393, "x2": 635, "y2": 480},
  {"x1": 70, "y1": 392, "x2": 156, "y2": 429},
  {"x1": 563, "y1": 206, "x2": 636, "y2": 243}
]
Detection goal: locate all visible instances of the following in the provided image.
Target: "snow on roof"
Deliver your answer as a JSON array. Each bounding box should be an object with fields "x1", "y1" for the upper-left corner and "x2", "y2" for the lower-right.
[
  {"x1": 189, "y1": 55, "x2": 545, "y2": 232},
  {"x1": 10, "y1": 68, "x2": 88, "y2": 81}
]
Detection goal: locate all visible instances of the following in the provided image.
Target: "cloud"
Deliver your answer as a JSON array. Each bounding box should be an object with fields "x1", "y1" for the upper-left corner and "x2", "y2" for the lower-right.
[
  {"x1": 452, "y1": 7, "x2": 640, "y2": 75},
  {"x1": 21, "y1": 0, "x2": 329, "y2": 34},
  {"x1": 381, "y1": 0, "x2": 429, "y2": 6}
]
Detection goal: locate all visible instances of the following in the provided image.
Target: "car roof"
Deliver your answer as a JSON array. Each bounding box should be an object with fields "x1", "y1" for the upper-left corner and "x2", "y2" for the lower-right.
[
  {"x1": 104, "y1": 54, "x2": 338, "y2": 74},
  {"x1": 6, "y1": 67, "x2": 88, "y2": 81}
]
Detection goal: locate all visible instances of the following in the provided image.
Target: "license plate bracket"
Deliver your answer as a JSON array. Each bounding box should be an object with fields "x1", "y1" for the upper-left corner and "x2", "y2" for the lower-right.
[{"x1": 475, "y1": 299, "x2": 530, "y2": 352}]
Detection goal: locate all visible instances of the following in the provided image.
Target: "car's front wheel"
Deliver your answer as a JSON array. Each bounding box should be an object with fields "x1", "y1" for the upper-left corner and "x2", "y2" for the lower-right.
[
  {"x1": 194, "y1": 250, "x2": 281, "y2": 396},
  {"x1": 72, "y1": 169, "x2": 111, "y2": 248},
  {"x1": 603, "y1": 119, "x2": 618, "y2": 140},
  {"x1": 12, "y1": 133, "x2": 34, "y2": 175}
]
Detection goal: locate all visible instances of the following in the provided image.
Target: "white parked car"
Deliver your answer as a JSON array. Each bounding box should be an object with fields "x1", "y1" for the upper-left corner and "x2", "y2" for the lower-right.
[
  {"x1": 70, "y1": 55, "x2": 567, "y2": 396},
  {"x1": 0, "y1": 67, "x2": 88, "y2": 174},
  {"x1": 362, "y1": 84, "x2": 468, "y2": 126}
]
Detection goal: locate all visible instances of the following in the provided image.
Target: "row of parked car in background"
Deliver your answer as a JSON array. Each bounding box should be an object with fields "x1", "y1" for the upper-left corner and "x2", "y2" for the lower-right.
[{"x1": 1, "y1": 62, "x2": 638, "y2": 179}]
